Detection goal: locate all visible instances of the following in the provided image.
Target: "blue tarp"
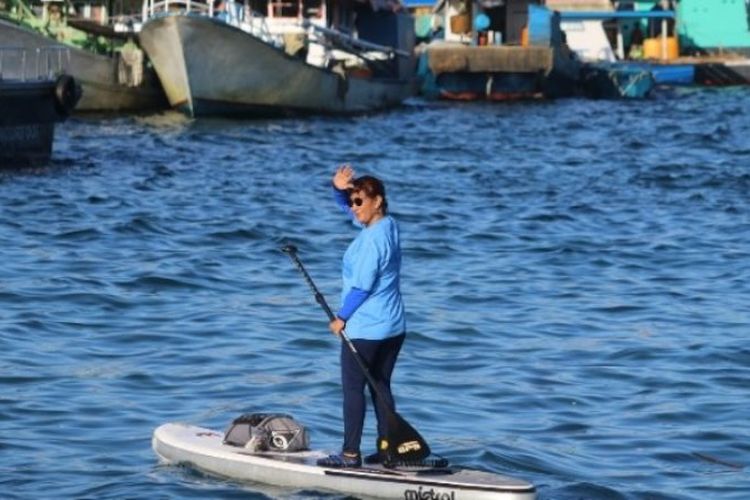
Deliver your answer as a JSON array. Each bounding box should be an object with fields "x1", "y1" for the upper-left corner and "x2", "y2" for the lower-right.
[
  {"x1": 559, "y1": 10, "x2": 675, "y2": 21},
  {"x1": 401, "y1": 0, "x2": 433, "y2": 7}
]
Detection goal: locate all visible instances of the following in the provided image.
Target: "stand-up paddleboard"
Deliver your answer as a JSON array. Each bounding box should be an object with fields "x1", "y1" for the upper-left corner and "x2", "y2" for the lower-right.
[{"x1": 153, "y1": 422, "x2": 537, "y2": 500}]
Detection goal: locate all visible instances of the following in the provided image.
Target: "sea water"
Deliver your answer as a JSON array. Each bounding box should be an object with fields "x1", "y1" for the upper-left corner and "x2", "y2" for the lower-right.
[{"x1": 1, "y1": 88, "x2": 749, "y2": 499}]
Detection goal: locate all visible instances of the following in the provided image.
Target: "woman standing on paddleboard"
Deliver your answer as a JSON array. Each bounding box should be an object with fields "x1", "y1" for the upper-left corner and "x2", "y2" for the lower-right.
[{"x1": 317, "y1": 165, "x2": 407, "y2": 468}]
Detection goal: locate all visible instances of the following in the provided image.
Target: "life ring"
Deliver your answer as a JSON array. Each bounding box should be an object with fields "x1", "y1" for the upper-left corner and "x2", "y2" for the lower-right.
[{"x1": 54, "y1": 74, "x2": 79, "y2": 116}]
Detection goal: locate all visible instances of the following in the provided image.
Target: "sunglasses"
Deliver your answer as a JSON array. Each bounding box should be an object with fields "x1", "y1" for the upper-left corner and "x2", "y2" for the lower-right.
[{"x1": 347, "y1": 197, "x2": 364, "y2": 207}]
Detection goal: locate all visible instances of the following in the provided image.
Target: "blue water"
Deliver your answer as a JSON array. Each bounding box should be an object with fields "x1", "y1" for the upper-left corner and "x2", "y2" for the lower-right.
[{"x1": 2, "y1": 88, "x2": 749, "y2": 499}]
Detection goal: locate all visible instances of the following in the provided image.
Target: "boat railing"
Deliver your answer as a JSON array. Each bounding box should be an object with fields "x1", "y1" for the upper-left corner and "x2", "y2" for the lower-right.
[
  {"x1": 142, "y1": 0, "x2": 214, "y2": 20},
  {"x1": 240, "y1": 10, "x2": 278, "y2": 46},
  {"x1": 0, "y1": 47, "x2": 71, "y2": 82},
  {"x1": 141, "y1": 0, "x2": 276, "y2": 44}
]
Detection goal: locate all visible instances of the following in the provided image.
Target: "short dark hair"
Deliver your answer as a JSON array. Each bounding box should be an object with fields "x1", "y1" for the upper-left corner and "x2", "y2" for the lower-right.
[{"x1": 351, "y1": 175, "x2": 387, "y2": 214}]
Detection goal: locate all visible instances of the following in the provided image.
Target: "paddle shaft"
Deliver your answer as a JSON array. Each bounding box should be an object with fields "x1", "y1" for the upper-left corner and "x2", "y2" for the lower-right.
[{"x1": 282, "y1": 245, "x2": 391, "y2": 405}]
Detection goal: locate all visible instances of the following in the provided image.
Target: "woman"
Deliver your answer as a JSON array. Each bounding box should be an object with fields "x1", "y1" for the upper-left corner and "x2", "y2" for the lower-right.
[{"x1": 317, "y1": 165, "x2": 406, "y2": 468}]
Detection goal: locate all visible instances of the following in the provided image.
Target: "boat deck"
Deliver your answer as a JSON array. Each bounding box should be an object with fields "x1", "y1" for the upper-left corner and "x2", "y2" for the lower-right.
[{"x1": 426, "y1": 43, "x2": 554, "y2": 75}]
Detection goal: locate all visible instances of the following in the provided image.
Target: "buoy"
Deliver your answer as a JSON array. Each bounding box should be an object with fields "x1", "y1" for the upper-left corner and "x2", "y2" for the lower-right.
[{"x1": 474, "y1": 13, "x2": 490, "y2": 32}]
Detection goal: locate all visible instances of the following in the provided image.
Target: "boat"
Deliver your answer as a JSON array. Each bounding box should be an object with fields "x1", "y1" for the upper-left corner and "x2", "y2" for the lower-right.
[
  {"x1": 553, "y1": 0, "x2": 750, "y2": 88},
  {"x1": 554, "y1": 2, "x2": 683, "y2": 93},
  {"x1": 417, "y1": 2, "x2": 581, "y2": 101},
  {"x1": 138, "y1": 0, "x2": 418, "y2": 118},
  {"x1": 0, "y1": 1, "x2": 167, "y2": 112},
  {"x1": 579, "y1": 62, "x2": 654, "y2": 99},
  {"x1": 153, "y1": 421, "x2": 537, "y2": 499},
  {"x1": 0, "y1": 46, "x2": 80, "y2": 166}
]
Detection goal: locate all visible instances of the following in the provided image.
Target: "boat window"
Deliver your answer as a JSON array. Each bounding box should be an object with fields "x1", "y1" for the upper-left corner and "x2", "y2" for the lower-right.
[
  {"x1": 247, "y1": 0, "x2": 267, "y2": 14},
  {"x1": 264, "y1": 0, "x2": 323, "y2": 19},
  {"x1": 302, "y1": 0, "x2": 322, "y2": 18},
  {"x1": 268, "y1": 0, "x2": 295, "y2": 17}
]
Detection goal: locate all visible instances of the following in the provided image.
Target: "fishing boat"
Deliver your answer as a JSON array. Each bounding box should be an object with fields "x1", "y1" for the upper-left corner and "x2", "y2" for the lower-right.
[
  {"x1": 153, "y1": 419, "x2": 537, "y2": 499},
  {"x1": 0, "y1": 0, "x2": 167, "y2": 112},
  {"x1": 416, "y1": 2, "x2": 581, "y2": 101},
  {"x1": 138, "y1": 0, "x2": 418, "y2": 118},
  {"x1": 554, "y1": 2, "x2": 682, "y2": 94},
  {"x1": 0, "y1": 46, "x2": 80, "y2": 166}
]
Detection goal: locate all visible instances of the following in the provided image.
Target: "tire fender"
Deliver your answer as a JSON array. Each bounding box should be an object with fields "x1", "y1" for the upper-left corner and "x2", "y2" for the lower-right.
[{"x1": 54, "y1": 74, "x2": 79, "y2": 116}]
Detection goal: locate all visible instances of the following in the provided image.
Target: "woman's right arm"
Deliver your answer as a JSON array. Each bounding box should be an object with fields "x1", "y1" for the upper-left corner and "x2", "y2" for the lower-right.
[
  {"x1": 333, "y1": 185, "x2": 350, "y2": 214},
  {"x1": 332, "y1": 165, "x2": 354, "y2": 215}
]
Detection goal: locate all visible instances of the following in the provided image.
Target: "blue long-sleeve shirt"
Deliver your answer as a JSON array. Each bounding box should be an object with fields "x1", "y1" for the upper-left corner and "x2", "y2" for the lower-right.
[{"x1": 333, "y1": 185, "x2": 406, "y2": 340}]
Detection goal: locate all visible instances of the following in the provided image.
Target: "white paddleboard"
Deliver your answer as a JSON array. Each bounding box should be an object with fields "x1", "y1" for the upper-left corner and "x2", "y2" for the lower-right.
[{"x1": 153, "y1": 422, "x2": 537, "y2": 499}]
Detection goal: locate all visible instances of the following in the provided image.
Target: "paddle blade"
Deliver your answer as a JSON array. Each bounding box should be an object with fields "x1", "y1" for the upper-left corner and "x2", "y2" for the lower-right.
[{"x1": 381, "y1": 411, "x2": 431, "y2": 464}]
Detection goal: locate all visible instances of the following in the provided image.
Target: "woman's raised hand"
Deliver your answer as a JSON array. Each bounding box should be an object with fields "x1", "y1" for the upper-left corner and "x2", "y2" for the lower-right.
[{"x1": 333, "y1": 164, "x2": 355, "y2": 190}]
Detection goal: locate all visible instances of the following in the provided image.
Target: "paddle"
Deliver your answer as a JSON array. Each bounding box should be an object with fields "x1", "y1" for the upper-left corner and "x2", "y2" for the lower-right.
[{"x1": 281, "y1": 244, "x2": 431, "y2": 466}]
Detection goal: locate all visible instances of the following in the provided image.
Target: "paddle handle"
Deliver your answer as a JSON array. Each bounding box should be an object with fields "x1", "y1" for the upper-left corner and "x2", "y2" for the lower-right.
[{"x1": 281, "y1": 245, "x2": 387, "y2": 401}]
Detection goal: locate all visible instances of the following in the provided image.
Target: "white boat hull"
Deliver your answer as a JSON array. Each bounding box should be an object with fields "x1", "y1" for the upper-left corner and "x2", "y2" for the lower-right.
[
  {"x1": 138, "y1": 15, "x2": 416, "y2": 117},
  {"x1": 153, "y1": 423, "x2": 536, "y2": 500}
]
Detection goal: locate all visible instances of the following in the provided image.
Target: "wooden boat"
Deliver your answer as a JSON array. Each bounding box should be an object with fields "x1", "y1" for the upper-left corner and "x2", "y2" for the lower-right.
[
  {"x1": 0, "y1": 4, "x2": 166, "y2": 112},
  {"x1": 0, "y1": 46, "x2": 80, "y2": 166},
  {"x1": 138, "y1": 0, "x2": 418, "y2": 118}
]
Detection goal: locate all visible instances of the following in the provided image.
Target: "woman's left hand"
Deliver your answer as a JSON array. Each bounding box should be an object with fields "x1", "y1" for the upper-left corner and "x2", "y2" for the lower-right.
[{"x1": 329, "y1": 318, "x2": 346, "y2": 336}]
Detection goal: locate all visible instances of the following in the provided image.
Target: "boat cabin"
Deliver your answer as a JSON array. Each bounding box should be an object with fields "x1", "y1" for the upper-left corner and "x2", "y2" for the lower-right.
[{"x1": 433, "y1": 0, "x2": 540, "y2": 45}]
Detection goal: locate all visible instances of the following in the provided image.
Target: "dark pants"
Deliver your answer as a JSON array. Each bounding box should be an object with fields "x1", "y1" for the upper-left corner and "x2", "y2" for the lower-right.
[{"x1": 341, "y1": 333, "x2": 405, "y2": 455}]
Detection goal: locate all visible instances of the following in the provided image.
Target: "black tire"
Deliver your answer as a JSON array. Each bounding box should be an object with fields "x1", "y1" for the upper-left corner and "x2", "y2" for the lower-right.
[{"x1": 54, "y1": 74, "x2": 79, "y2": 116}]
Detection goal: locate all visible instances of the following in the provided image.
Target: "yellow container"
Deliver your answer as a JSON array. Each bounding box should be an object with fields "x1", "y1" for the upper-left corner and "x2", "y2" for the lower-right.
[
  {"x1": 450, "y1": 14, "x2": 471, "y2": 35},
  {"x1": 643, "y1": 36, "x2": 679, "y2": 60}
]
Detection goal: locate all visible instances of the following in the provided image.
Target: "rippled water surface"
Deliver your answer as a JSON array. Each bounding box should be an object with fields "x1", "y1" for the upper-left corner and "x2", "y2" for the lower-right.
[{"x1": 2, "y1": 88, "x2": 749, "y2": 499}]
